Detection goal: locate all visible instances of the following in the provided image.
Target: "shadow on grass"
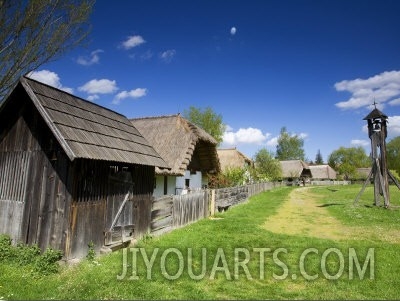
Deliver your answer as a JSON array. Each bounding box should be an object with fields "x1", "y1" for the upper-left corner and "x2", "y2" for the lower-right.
[
  {"x1": 317, "y1": 203, "x2": 344, "y2": 207},
  {"x1": 326, "y1": 188, "x2": 339, "y2": 192}
]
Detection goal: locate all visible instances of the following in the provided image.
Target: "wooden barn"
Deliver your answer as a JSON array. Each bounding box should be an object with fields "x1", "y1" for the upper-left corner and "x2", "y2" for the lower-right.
[
  {"x1": 130, "y1": 114, "x2": 220, "y2": 197},
  {"x1": 0, "y1": 77, "x2": 168, "y2": 259}
]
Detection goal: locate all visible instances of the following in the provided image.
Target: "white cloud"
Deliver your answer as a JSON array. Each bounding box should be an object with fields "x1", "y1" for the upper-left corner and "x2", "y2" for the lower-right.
[
  {"x1": 222, "y1": 127, "x2": 308, "y2": 150},
  {"x1": 388, "y1": 115, "x2": 400, "y2": 136},
  {"x1": 121, "y1": 35, "x2": 146, "y2": 50},
  {"x1": 230, "y1": 27, "x2": 237, "y2": 35},
  {"x1": 78, "y1": 79, "x2": 118, "y2": 94},
  {"x1": 223, "y1": 127, "x2": 270, "y2": 145},
  {"x1": 351, "y1": 139, "x2": 369, "y2": 147},
  {"x1": 27, "y1": 70, "x2": 73, "y2": 94},
  {"x1": 225, "y1": 125, "x2": 233, "y2": 132},
  {"x1": 112, "y1": 88, "x2": 147, "y2": 105},
  {"x1": 160, "y1": 49, "x2": 176, "y2": 63},
  {"x1": 77, "y1": 49, "x2": 104, "y2": 66},
  {"x1": 87, "y1": 94, "x2": 99, "y2": 101},
  {"x1": 335, "y1": 70, "x2": 400, "y2": 109},
  {"x1": 298, "y1": 132, "x2": 308, "y2": 139},
  {"x1": 389, "y1": 98, "x2": 400, "y2": 106},
  {"x1": 266, "y1": 136, "x2": 279, "y2": 147}
]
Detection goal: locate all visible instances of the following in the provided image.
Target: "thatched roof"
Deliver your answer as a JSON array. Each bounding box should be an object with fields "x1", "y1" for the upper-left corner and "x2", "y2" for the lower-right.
[
  {"x1": 217, "y1": 148, "x2": 253, "y2": 171},
  {"x1": 280, "y1": 160, "x2": 311, "y2": 178},
  {"x1": 1, "y1": 77, "x2": 168, "y2": 167},
  {"x1": 309, "y1": 165, "x2": 337, "y2": 180},
  {"x1": 130, "y1": 114, "x2": 220, "y2": 176},
  {"x1": 356, "y1": 167, "x2": 372, "y2": 178}
]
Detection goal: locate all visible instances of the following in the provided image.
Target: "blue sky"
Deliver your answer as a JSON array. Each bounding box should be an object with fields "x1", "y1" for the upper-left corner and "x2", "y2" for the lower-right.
[{"x1": 28, "y1": 0, "x2": 400, "y2": 162}]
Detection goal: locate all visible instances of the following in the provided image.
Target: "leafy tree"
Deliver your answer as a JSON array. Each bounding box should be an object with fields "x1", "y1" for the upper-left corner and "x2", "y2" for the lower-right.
[
  {"x1": 183, "y1": 106, "x2": 226, "y2": 145},
  {"x1": 0, "y1": 0, "x2": 94, "y2": 100},
  {"x1": 328, "y1": 146, "x2": 370, "y2": 179},
  {"x1": 209, "y1": 167, "x2": 249, "y2": 188},
  {"x1": 252, "y1": 148, "x2": 282, "y2": 181},
  {"x1": 387, "y1": 136, "x2": 400, "y2": 176},
  {"x1": 315, "y1": 149, "x2": 324, "y2": 164},
  {"x1": 275, "y1": 127, "x2": 305, "y2": 161}
]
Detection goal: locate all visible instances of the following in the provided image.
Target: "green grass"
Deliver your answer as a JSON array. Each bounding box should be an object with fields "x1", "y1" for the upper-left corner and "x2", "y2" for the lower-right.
[
  {"x1": 1, "y1": 185, "x2": 400, "y2": 300},
  {"x1": 312, "y1": 184, "x2": 400, "y2": 228}
]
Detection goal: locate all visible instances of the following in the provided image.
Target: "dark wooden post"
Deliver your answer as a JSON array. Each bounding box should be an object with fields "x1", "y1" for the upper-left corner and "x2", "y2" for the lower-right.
[{"x1": 363, "y1": 105, "x2": 390, "y2": 207}]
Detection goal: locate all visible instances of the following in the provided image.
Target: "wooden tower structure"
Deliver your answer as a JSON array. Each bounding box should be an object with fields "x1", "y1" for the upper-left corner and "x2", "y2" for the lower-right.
[{"x1": 355, "y1": 103, "x2": 400, "y2": 207}]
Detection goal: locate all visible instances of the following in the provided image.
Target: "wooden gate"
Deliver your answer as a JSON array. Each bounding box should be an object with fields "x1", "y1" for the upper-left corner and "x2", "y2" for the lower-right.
[{"x1": 104, "y1": 168, "x2": 136, "y2": 246}]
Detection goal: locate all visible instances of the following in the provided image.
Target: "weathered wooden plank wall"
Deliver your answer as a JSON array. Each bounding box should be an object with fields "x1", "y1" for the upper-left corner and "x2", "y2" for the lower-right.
[
  {"x1": 151, "y1": 195, "x2": 173, "y2": 236},
  {"x1": 0, "y1": 151, "x2": 30, "y2": 242},
  {"x1": 173, "y1": 191, "x2": 208, "y2": 228},
  {"x1": 69, "y1": 200, "x2": 106, "y2": 259},
  {"x1": 150, "y1": 192, "x2": 208, "y2": 236},
  {"x1": 0, "y1": 200, "x2": 24, "y2": 242},
  {"x1": 247, "y1": 181, "x2": 281, "y2": 197},
  {"x1": 0, "y1": 98, "x2": 72, "y2": 252}
]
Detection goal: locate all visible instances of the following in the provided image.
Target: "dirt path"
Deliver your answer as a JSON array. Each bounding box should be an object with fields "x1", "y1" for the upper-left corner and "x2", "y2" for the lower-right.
[{"x1": 263, "y1": 187, "x2": 400, "y2": 243}]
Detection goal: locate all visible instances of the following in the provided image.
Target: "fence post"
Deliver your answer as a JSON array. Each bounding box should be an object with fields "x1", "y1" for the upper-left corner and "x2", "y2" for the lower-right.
[{"x1": 209, "y1": 189, "x2": 215, "y2": 216}]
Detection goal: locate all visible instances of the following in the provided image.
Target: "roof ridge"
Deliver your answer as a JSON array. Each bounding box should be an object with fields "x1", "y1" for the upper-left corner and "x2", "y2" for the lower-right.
[
  {"x1": 129, "y1": 114, "x2": 180, "y2": 121},
  {"x1": 22, "y1": 76, "x2": 127, "y2": 118}
]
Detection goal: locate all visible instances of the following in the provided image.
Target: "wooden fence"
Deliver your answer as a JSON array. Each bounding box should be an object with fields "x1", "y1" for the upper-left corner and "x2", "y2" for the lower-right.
[
  {"x1": 310, "y1": 180, "x2": 350, "y2": 186},
  {"x1": 149, "y1": 181, "x2": 282, "y2": 236}
]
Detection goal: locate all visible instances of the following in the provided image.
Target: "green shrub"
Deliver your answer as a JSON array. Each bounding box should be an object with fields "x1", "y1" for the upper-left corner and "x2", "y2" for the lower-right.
[
  {"x1": 86, "y1": 241, "x2": 96, "y2": 262},
  {"x1": 15, "y1": 243, "x2": 41, "y2": 266},
  {"x1": 0, "y1": 234, "x2": 63, "y2": 275},
  {"x1": 34, "y1": 248, "x2": 63, "y2": 275},
  {"x1": 0, "y1": 234, "x2": 15, "y2": 262}
]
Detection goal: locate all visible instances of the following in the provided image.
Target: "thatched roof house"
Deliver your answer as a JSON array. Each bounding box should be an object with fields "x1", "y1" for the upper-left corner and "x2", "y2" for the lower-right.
[
  {"x1": 130, "y1": 114, "x2": 220, "y2": 175},
  {"x1": 0, "y1": 76, "x2": 168, "y2": 259},
  {"x1": 217, "y1": 148, "x2": 253, "y2": 171},
  {"x1": 280, "y1": 160, "x2": 312, "y2": 180},
  {"x1": 130, "y1": 114, "x2": 220, "y2": 195},
  {"x1": 309, "y1": 165, "x2": 337, "y2": 180}
]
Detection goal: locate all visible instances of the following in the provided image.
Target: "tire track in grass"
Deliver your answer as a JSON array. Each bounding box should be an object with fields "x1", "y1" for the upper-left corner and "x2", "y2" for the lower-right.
[{"x1": 262, "y1": 187, "x2": 400, "y2": 243}]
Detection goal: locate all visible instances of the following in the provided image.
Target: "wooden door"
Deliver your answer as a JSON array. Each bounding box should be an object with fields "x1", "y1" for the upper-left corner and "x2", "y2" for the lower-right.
[{"x1": 104, "y1": 168, "x2": 136, "y2": 246}]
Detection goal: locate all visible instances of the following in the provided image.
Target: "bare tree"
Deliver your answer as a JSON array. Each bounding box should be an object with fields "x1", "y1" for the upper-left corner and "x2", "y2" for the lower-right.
[{"x1": 0, "y1": 0, "x2": 94, "y2": 100}]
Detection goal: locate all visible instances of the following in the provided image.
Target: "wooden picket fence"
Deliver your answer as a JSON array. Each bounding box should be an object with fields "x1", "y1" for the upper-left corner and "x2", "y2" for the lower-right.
[{"x1": 150, "y1": 181, "x2": 282, "y2": 236}]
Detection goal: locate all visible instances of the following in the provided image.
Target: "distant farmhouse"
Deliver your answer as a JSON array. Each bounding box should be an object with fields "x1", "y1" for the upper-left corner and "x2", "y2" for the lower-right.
[
  {"x1": 0, "y1": 77, "x2": 168, "y2": 259},
  {"x1": 217, "y1": 147, "x2": 253, "y2": 171},
  {"x1": 280, "y1": 160, "x2": 340, "y2": 185},
  {"x1": 130, "y1": 114, "x2": 220, "y2": 197},
  {"x1": 280, "y1": 160, "x2": 312, "y2": 184},
  {"x1": 309, "y1": 164, "x2": 337, "y2": 181}
]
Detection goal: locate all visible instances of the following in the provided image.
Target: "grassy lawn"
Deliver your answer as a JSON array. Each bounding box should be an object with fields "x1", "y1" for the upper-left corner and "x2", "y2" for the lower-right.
[{"x1": 1, "y1": 185, "x2": 400, "y2": 300}]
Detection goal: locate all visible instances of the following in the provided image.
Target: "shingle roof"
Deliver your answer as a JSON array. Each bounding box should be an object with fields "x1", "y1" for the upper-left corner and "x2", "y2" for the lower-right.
[
  {"x1": 9, "y1": 76, "x2": 168, "y2": 167},
  {"x1": 363, "y1": 108, "x2": 388, "y2": 120},
  {"x1": 130, "y1": 114, "x2": 220, "y2": 175}
]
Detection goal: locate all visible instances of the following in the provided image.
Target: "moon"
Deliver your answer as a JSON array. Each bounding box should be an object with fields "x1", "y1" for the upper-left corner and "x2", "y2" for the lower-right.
[{"x1": 230, "y1": 27, "x2": 237, "y2": 35}]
